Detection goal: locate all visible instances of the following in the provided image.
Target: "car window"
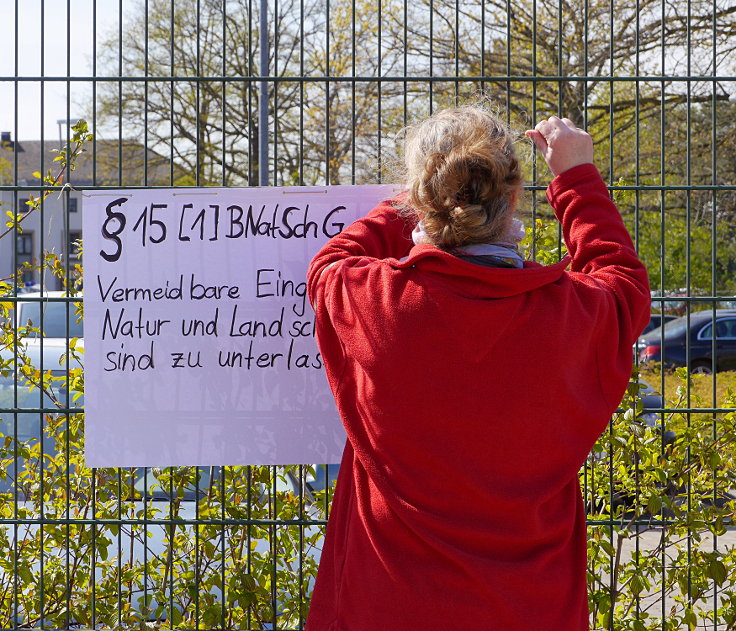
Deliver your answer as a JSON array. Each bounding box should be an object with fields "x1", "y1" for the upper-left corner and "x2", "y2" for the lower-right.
[
  {"x1": 698, "y1": 318, "x2": 736, "y2": 340},
  {"x1": 724, "y1": 319, "x2": 736, "y2": 338},
  {"x1": 19, "y1": 301, "x2": 83, "y2": 339}
]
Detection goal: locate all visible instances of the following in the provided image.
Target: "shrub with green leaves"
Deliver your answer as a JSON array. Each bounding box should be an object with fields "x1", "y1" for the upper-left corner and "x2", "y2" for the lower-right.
[{"x1": 585, "y1": 370, "x2": 736, "y2": 630}]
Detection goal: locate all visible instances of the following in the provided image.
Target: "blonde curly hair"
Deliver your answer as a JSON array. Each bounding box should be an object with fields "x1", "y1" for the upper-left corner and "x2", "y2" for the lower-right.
[{"x1": 403, "y1": 106, "x2": 523, "y2": 249}]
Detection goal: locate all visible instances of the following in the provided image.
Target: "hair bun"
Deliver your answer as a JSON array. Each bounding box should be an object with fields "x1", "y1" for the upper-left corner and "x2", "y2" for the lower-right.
[{"x1": 403, "y1": 106, "x2": 522, "y2": 249}]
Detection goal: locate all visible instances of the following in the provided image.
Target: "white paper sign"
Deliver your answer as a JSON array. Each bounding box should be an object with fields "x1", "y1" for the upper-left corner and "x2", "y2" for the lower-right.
[{"x1": 83, "y1": 185, "x2": 398, "y2": 467}]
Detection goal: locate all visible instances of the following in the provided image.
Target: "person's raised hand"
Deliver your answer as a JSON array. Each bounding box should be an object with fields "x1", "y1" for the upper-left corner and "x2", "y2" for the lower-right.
[{"x1": 525, "y1": 116, "x2": 594, "y2": 177}]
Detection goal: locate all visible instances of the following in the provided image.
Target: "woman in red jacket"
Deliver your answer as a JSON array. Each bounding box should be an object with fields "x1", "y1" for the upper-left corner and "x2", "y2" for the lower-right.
[{"x1": 306, "y1": 108, "x2": 650, "y2": 631}]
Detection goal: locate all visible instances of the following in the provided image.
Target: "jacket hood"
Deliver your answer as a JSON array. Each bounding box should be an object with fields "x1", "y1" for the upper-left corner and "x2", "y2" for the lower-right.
[{"x1": 388, "y1": 244, "x2": 571, "y2": 299}]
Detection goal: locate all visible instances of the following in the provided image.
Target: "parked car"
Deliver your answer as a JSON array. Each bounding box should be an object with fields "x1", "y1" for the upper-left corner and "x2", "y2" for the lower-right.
[
  {"x1": 641, "y1": 313, "x2": 678, "y2": 335},
  {"x1": 638, "y1": 309, "x2": 736, "y2": 373},
  {"x1": 10, "y1": 291, "x2": 83, "y2": 335},
  {"x1": 0, "y1": 291, "x2": 84, "y2": 374}
]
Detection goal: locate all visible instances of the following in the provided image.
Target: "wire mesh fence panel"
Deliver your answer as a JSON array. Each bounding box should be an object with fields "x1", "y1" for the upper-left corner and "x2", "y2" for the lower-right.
[{"x1": 0, "y1": 0, "x2": 735, "y2": 629}]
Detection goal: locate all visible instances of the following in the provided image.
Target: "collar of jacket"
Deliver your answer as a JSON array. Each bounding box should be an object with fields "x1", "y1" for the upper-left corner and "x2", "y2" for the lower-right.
[{"x1": 388, "y1": 244, "x2": 572, "y2": 299}]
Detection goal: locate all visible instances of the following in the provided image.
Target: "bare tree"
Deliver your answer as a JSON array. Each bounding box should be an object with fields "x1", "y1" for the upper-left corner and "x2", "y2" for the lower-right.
[{"x1": 95, "y1": 0, "x2": 408, "y2": 185}]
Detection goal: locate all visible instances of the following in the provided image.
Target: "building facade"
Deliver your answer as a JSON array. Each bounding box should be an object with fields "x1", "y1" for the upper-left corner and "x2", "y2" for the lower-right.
[{"x1": 1, "y1": 135, "x2": 178, "y2": 290}]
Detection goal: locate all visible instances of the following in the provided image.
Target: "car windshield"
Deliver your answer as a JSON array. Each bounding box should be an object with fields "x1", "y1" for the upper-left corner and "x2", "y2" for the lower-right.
[{"x1": 18, "y1": 300, "x2": 83, "y2": 339}]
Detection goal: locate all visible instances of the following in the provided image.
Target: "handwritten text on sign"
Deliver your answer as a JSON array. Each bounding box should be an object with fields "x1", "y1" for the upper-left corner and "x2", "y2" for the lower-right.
[{"x1": 83, "y1": 185, "x2": 397, "y2": 467}]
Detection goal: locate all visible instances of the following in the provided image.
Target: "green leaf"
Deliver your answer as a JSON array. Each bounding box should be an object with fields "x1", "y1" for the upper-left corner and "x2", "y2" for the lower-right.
[
  {"x1": 683, "y1": 606, "x2": 697, "y2": 630},
  {"x1": 630, "y1": 574, "x2": 645, "y2": 596},
  {"x1": 709, "y1": 559, "x2": 727, "y2": 586},
  {"x1": 170, "y1": 605, "x2": 183, "y2": 625},
  {"x1": 17, "y1": 564, "x2": 33, "y2": 585},
  {"x1": 598, "y1": 539, "x2": 616, "y2": 557},
  {"x1": 647, "y1": 494, "x2": 662, "y2": 514}
]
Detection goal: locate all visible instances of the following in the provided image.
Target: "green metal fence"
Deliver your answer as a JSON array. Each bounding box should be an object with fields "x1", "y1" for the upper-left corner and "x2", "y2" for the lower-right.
[{"x1": 0, "y1": 0, "x2": 735, "y2": 629}]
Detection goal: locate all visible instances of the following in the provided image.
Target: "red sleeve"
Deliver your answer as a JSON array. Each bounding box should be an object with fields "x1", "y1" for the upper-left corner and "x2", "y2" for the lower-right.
[
  {"x1": 547, "y1": 163, "x2": 650, "y2": 404},
  {"x1": 306, "y1": 198, "x2": 416, "y2": 313}
]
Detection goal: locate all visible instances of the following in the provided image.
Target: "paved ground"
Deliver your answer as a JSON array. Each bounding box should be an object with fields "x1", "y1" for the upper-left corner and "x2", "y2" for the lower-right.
[
  {"x1": 591, "y1": 526, "x2": 736, "y2": 629},
  {"x1": 617, "y1": 525, "x2": 736, "y2": 556}
]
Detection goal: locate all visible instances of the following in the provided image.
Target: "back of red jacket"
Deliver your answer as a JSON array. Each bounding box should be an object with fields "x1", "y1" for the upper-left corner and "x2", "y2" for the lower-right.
[{"x1": 306, "y1": 164, "x2": 650, "y2": 631}]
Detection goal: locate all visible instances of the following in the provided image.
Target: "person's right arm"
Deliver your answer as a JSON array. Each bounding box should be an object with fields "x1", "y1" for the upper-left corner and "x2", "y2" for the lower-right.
[{"x1": 526, "y1": 116, "x2": 650, "y2": 407}]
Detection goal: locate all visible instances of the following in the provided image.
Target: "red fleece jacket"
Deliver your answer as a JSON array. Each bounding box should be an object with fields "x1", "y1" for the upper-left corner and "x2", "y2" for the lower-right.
[{"x1": 305, "y1": 164, "x2": 650, "y2": 631}]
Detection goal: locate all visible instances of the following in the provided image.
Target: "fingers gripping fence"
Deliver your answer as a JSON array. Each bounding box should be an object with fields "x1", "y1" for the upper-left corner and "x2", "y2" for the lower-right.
[{"x1": 0, "y1": 0, "x2": 735, "y2": 629}]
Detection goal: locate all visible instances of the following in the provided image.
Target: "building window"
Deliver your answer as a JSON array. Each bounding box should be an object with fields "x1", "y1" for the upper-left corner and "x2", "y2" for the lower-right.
[
  {"x1": 16, "y1": 233, "x2": 32, "y2": 255},
  {"x1": 15, "y1": 232, "x2": 34, "y2": 285},
  {"x1": 19, "y1": 198, "x2": 29, "y2": 212},
  {"x1": 68, "y1": 197, "x2": 78, "y2": 213},
  {"x1": 68, "y1": 230, "x2": 82, "y2": 260}
]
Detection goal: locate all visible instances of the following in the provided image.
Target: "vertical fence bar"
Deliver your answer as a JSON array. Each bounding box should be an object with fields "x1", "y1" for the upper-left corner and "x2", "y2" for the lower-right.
[
  {"x1": 685, "y1": 1, "x2": 694, "y2": 624},
  {"x1": 607, "y1": 2, "x2": 616, "y2": 624},
  {"x1": 352, "y1": 0, "x2": 357, "y2": 184},
  {"x1": 377, "y1": 0, "x2": 382, "y2": 182},
  {"x1": 117, "y1": 0, "x2": 123, "y2": 185},
  {"x1": 453, "y1": 0, "x2": 459, "y2": 104},
  {"x1": 324, "y1": 0, "x2": 330, "y2": 185},
  {"x1": 222, "y1": 2, "x2": 227, "y2": 187},
  {"x1": 711, "y1": 0, "x2": 720, "y2": 627},
  {"x1": 220, "y1": 6, "x2": 228, "y2": 626},
  {"x1": 64, "y1": 2, "x2": 71, "y2": 628},
  {"x1": 170, "y1": 0, "x2": 175, "y2": 185},
  {"x1": 633, "y1": 0, "x2": 641, "y2": 622},
  {"x1": 143, "y1": 0, "x2": 151, "y2": 618},
  {"x1": 196, "y1": 0, "x2": 202, "y2": 188},
  {"x1": 259, "y1": 0, "x2": 269, "y2": 186},
  {"x1": 480, "y1": 0, "x2": 485, "y2": 95},
  {"x1": 429, "y1": 0, "x2": 433, "y2": 114},
  {"x1": 659, "y1": 2, "x2": 667, "y2": 626},
  {"x1": 90, "y1": 0, "x2": 99, "y2": 624},
  {"x1": 194, "y1": 6, "x2": 203, "y2": 624},
  {"x1": 38, "y1": 3, "x2": 47, "y2": 627},
  {"x1": 530, "y1": 0, "x2": 537, "y2": 263},
  {"x1": 300, "y1": 0, "x2": 306, "y2": 185},
  {"x1": 273, "y1": 0, "x2": 279, "y2": 186},
  {"x1": 11, "y1": 0, "x2": 20, "y2": 627},
  {"x1": 504, "y1": 0, "x2": 509, "y2": 123}
]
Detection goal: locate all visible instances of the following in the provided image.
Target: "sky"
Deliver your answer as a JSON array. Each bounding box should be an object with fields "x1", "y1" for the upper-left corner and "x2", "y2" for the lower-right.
[{"x1": 0, "y1": 0, "x2": 123, "y2": 141}]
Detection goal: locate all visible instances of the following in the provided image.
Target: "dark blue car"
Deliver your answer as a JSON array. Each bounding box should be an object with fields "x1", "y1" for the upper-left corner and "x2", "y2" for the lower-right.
[{"x1": 637, "y1": 309, "x2": 736, "y2": 373}]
